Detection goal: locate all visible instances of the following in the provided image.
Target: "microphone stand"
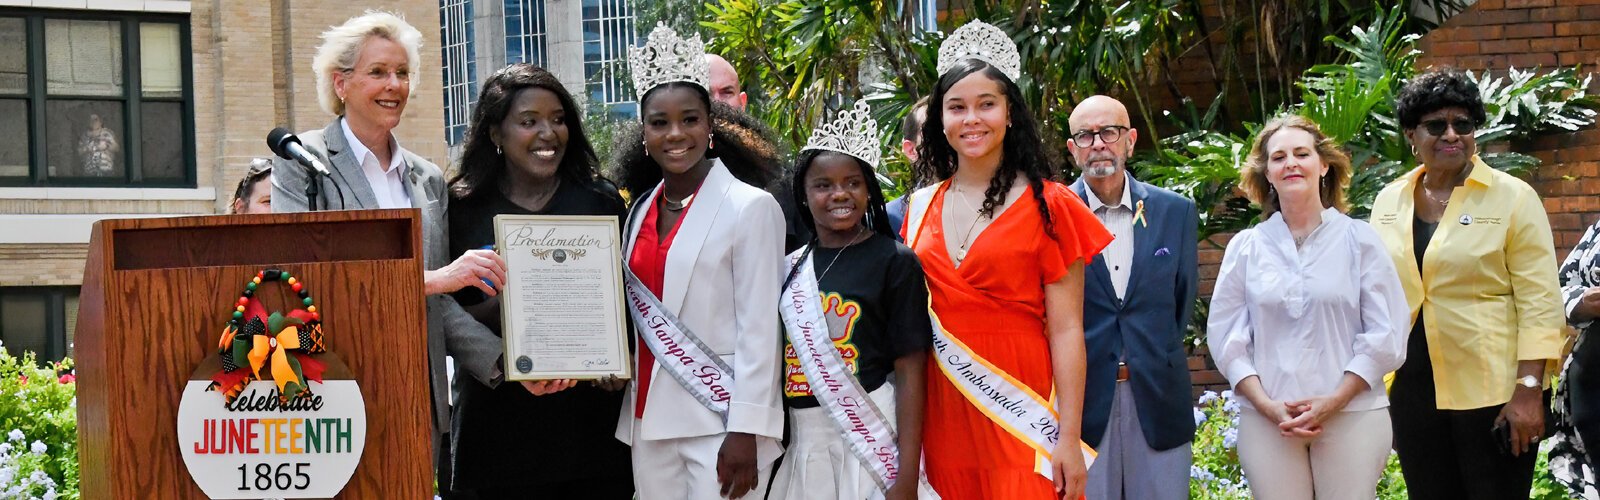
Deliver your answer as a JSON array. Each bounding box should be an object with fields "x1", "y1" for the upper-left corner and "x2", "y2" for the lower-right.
[{"x1": 304, "y1": 167, "x2": 321, "y2": 212}]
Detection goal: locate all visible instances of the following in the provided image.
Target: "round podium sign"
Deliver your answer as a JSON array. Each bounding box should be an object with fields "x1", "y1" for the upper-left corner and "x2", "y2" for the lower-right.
[{"x1": 176, "y1": 380, "x2": 367, "y2": 499}]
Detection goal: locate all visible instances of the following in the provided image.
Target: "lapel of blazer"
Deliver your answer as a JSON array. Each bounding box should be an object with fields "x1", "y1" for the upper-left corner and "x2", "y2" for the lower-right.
[
  {"x1": 623, "y1": 185, "x2": 657, "y2": 264},
  {"x1": 1070, "y1": 178, "x2": 1117, "y2": 306},
  {"x1": 662, "y1": 160, "x2": 734, "y2": 314},
  {"x1": 324, "y1": 118, "x2": 379, "y2": 209},
  {"x1": 1123, "y1": 177, "x2": 1160, "y2": 301}
]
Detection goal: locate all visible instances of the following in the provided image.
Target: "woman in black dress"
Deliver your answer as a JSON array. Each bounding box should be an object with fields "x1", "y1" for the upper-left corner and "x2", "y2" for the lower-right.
[{"x1": 445, "y1": 63, "x2": 632, "y2": 499}]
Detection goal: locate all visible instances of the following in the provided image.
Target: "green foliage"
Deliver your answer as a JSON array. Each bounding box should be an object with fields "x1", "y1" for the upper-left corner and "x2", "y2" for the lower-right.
[{"x1": 0, "y1": 346, "x2": 78, "y2": 499}]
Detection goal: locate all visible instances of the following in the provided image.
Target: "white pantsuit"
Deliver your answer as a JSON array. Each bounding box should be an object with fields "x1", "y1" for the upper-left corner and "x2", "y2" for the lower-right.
[{"x1": 617, "y1": 161, "x2": 786, "y2": 499}]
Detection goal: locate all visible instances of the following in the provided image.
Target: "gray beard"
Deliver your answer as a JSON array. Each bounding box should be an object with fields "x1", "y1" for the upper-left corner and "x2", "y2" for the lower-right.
[{"x1": 1084, "y1": 164, "x2": 1117, "y2": 178}]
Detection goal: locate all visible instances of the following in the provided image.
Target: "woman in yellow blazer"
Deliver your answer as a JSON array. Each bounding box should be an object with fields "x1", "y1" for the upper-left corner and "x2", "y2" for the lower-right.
[{"x1": 1368, "y1": 68, "x2": 1565, "y2": 500}]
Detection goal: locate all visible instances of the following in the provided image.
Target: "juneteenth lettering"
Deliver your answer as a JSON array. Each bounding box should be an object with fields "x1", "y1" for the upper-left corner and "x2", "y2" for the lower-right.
[
  {"x1": 787, "y1": 280, "x2": 899, "y2": 478},
  {"x1": 191, "y1": 418, "x2": 355, "y2": 455}
]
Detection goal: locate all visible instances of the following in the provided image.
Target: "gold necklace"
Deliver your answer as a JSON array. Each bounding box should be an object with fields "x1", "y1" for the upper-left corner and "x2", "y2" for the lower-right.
[
  {"x1": 950, "y1": 185, "x2": 988, "y2": 264},
  {"x1": 661, "y1": 191, "x2": 695, "y2": 211}
]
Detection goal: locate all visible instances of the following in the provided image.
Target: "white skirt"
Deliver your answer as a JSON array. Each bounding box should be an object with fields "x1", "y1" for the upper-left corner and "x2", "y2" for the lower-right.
[{"x1": 769, "y1": 385, "x2": 898, "y2": 500}]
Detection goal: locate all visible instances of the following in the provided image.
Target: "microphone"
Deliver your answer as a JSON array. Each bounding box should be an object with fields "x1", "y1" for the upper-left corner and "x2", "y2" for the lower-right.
[{"x1": 267, "y1": 127, "x2": 332, "y2": 176}]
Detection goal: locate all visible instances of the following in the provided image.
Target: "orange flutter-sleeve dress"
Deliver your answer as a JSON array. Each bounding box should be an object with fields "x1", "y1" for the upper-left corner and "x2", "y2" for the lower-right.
[{"x1": 907, "y1": 181, "x2": 1112, "y2": 500}]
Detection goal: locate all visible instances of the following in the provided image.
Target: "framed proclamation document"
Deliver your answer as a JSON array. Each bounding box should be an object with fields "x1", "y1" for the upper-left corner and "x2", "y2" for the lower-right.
[{"x1": 494, "y1": 214, "x2": 631, "y2": 381}]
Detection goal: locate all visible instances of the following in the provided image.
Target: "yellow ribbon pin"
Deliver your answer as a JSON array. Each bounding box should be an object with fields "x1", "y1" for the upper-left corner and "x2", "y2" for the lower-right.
[{"x1": 1133, "y1": 199, "x2": 1148, "y2": 228}]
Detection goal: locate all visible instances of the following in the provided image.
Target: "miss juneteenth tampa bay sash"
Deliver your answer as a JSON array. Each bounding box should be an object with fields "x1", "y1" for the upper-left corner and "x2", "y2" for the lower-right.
[
  {"x1": 781, "y1": 248, "x2": 900, "y2": 492},
  {"x1": 623, "y1": 268, "x2": 734, "y2": 419},
  {"x1": 903, "y1": 184, "x2": 1097, "y2": 479}
]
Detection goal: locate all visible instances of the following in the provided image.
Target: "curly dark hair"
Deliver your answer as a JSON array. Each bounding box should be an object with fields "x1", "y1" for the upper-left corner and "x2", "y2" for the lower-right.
[
  {"x1": 449, "y1": 63, "x2": 604, "y2": 200},
  {"x1": 1394, "y1": 67, "x2": 1487, "y2": 130},
  {"x1": 608, "y1": 82, "x2": 783, "y2": 197},
  {"x1": 914, "y1": 58, "x2": 1055, "y2": 238},
  {"x1": 788, "y1": 149, "x2": 894, "y2": 241}
]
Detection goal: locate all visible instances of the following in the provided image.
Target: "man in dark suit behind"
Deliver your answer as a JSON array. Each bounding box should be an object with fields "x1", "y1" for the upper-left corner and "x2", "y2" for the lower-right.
[{"x1": 1068, "y1": 95, "x2": 1198, "y2": 500}]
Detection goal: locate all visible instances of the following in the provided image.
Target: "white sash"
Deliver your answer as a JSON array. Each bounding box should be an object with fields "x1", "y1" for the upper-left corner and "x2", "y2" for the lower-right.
[
  {"x1": 904, "y1": 184, "x2": 1098, "y2": 480},
  {"x1": 780, "y1": 248, "x2": 901, "y2": 491},
  {"x1": 623, "y1": 269, "x2": 733, "y2": 419}
]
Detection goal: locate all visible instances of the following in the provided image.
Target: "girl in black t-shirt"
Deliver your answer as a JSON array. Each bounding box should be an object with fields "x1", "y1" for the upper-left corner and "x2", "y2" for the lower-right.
[{"x1": 769, "y1": 106, "x2": 933, "y2": 499}]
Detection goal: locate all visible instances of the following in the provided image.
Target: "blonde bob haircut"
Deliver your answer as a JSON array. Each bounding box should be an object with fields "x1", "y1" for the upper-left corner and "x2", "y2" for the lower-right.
[
  {"x1": 1241, "y1": 114, "x2": 1352, "y2": 216},
  {"x1": 311, "y1": 11, "x2": 424, "y2": 116}
]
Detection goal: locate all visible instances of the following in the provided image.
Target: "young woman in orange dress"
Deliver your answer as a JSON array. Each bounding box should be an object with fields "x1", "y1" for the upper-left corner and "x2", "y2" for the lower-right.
[{"x1": 901, "y1": 21, "x2": 1112, "y2": 500}]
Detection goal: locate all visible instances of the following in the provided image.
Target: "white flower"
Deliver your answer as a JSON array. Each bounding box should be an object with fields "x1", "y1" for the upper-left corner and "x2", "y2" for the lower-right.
[
  {"x1": 30, "y1": 440, "x2": 45, "y2": 454},
  {"x1": 5, "y1": 429, "x2": 21, "y2": 442},
  {"x1": 1193, "y1": 407, "x2": 1207, "y2": 426},
  {"x1": 44, "y1": 488, "x2": 58, "y2": 500},
  {"x1": 0, "y1": 442, "x2": 11, "y2": 455},
  {"x1": 1222, "y1": 427, "x2": 1239, "y2": 449},
  {"x1": 1198, "y1": 391, "x2": 1220, "y2": 405}
]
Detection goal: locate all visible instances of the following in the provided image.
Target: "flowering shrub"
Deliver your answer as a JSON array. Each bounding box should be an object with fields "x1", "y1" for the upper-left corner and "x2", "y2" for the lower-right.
[
  {"x1": 1189, "y1": 389, "x2": 1566, "y2": 499},
  {"x1": 0, "y1": 343, "x2": 77, "y2": 499}
]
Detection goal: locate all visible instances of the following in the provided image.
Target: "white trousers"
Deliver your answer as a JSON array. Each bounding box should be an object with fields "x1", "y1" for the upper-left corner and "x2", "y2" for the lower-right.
[
  {"x1": 1236, "y1": 407, "x2": 1393, "y2": 500},
  {"x1": 632, "y1": 431, "x2": 776, "y2": 500}
]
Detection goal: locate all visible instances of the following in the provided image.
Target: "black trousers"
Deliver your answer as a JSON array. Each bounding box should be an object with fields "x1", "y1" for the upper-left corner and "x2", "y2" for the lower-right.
[{"x1": 1390, "y1": 378, "x2": 1541, "y2": 500}]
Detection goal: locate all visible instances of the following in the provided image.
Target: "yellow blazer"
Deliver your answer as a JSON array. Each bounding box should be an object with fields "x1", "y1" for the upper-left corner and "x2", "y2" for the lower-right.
[{"x1": 1369, "y1": 155, "x2": 1564, "y2": 410}]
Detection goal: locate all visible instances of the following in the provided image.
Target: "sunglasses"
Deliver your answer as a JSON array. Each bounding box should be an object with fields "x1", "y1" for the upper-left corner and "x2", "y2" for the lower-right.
[
  {"x1": 1071, "y1": 126, "x2": 1129, "y2": 148},
  {"x1": 1419, "y1": 118, "x2": 1477, "y2": 136}
]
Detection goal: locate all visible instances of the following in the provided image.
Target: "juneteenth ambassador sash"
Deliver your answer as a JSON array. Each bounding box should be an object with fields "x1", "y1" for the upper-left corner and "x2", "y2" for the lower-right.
[
  {"x1": 620, "y1": 188, "x2": 734, "y2": 419},
  {"x1": 903, "y1": 183, "x2": 1097, "y2": 480},
  {"x1": 780, "y1": 248, "x2": 901, "y2": 492}
]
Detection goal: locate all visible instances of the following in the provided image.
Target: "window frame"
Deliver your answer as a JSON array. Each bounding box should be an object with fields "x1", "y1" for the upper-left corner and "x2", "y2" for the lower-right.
[
  {"x1": 0, "y1": 7, "x2": 195, "y2": 188},
  {"x1": 0, "y1": 286, "x2": 77, "y2": 364}
]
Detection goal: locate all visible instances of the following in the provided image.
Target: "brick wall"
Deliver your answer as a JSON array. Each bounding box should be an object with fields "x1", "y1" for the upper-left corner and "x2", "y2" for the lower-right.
[
  {"x1": 1181, "y1": 0, "x2": 1600, "y2": 397},
  {"x1": 1, "y1": 0, "x2": 445, "y2": 289},
  {"x1": 1415, "y1": 0, "x2": 1600, "y2": 261}
]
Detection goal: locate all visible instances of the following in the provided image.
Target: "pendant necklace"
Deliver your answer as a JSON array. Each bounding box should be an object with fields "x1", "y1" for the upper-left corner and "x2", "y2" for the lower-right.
[{"x1": 951, "y1": 185, "x2": 988, "y2": 265}]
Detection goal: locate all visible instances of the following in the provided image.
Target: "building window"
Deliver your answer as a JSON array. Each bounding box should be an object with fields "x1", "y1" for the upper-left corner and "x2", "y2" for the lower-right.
[
  {"x1": 0, "y1": 9, "x2": 194, "y2": 187},
  {"x1": 582, "y1": 0, "x2": 635, "y2": 116},
  {"x1": 441, "y1": 0, "x2": 477, "y2": 146},
  {"x1": 506, "y1": 0, "x2": 548, "y2": 68},
  {"x1": 0, "y1": 286, "x2": 78, "y2": 363}
]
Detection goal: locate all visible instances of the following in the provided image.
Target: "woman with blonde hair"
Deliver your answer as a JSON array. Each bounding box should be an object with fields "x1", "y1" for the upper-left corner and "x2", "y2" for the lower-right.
[
  {"x1": 269, "y1": 11, "x2": 509, "y2": 493},
  {"x1": 1207, "y1": 115, "x2": 1409, "y2": 500}
]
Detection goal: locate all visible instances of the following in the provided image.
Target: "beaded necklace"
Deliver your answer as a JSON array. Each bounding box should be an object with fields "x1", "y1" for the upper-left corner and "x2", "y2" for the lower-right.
[{"x1": 208, "y1": 267, "x2": 327, "y2": 405}]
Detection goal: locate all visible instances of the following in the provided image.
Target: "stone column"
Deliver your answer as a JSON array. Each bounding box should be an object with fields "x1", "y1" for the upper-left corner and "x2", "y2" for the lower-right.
[{"x1": 544, "y1": 0, "x2": 588, "y2": 106}]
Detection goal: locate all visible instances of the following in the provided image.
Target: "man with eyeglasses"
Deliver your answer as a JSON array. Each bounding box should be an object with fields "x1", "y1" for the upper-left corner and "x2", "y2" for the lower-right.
[{"x1": 1066, "y1": 95, "x2": 1199, "y2": 500}]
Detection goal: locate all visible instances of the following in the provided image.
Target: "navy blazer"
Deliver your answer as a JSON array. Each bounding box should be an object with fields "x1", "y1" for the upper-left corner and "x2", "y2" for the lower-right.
[{"x1": 1071, "y1": 175, "x2": 1199, "y2": 452}]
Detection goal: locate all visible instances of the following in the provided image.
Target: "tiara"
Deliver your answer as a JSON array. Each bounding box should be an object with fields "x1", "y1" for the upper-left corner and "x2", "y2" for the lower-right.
[
  {"x1": 936, "y1": 21, "x2": 1021, "y2": 82},
  {"x1": 628, "y1": 23, "x2": 711, "y2": 100},
  {"x1": 802, "y1": 101, "x2": 881, "y2": 168}
]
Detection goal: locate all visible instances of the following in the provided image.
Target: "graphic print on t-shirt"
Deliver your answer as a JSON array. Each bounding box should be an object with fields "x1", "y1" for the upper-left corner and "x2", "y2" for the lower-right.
[{"x1": 783, "y1": 291, "x2": 861, "y2": 397}]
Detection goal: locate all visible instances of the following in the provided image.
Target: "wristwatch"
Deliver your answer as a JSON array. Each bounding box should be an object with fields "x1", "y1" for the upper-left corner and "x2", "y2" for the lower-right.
[{"x1": 1517, "y1": 375, "x2": 1540, "y2": 389}]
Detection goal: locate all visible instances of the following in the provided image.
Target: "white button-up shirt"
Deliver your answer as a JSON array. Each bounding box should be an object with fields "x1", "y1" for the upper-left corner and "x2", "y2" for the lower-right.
[
  {"x1": 1206, "y1": 208, "x2": 1409, "y2": 412},
  {"x1": 1084, "y1": 173, "x2": 1134, "y2": 300},
  {"x1": 341, "y1": 119, "x2": 411, "y2": 209}
]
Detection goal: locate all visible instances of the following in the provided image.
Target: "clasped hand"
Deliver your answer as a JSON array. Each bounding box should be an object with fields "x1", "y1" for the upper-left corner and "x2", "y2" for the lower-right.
[{"x1": 1264, "y1": 394, "x2": 1349, "y2": 438}]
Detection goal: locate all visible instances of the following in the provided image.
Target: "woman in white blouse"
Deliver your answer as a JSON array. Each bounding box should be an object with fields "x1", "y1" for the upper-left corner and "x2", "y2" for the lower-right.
[{"x1": 1207, "y1": 115, "x2": 1409, "y2": 500}]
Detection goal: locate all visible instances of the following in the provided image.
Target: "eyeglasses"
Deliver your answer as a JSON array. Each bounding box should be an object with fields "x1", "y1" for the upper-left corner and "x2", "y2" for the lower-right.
[
  {"x1": 1071, "y1": 126, "x2": 1129, "y2": 148},
  {"x1": 1419, "y1": 118, "x2": 1476, "y2": 136}
]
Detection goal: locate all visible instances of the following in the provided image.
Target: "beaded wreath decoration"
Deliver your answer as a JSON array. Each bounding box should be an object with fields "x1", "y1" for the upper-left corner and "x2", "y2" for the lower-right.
[{"x1": 206, "y1": 268, "x2": 327, "y2": 405}]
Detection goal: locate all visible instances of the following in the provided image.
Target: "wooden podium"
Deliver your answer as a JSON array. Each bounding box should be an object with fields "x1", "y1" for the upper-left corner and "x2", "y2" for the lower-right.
[{"x1": 75, "y1": 209, "x2": 432, "y2": 498}]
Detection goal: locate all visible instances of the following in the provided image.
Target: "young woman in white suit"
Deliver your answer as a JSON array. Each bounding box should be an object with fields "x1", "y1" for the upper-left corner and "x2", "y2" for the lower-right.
[{"x1": 610, "y1": 24, "x2": 787, "y2": 500}]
